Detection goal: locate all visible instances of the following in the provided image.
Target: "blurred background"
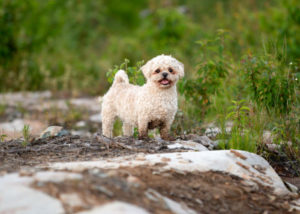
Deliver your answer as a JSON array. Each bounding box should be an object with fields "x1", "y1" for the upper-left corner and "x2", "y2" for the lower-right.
[
  {"x1": 1, "y1": 0, "x2": 299, "y2": 94},
  {"x1": 0, "y1": 0, "x2": 299, "y2": 158}
]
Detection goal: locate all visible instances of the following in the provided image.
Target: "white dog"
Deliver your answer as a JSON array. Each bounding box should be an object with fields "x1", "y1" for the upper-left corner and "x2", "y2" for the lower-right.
[{"x1": 101, "y1": 54, "x2": 184, "y2": 140}]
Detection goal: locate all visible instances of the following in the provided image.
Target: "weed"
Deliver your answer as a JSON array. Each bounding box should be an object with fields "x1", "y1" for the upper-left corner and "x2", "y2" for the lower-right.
[
  {"x1": 218, "y1": 100, "x2": 258, "y2": 153},
  {"x1": 21, "y1": 124, "x2": 30, "y2": 146},
  {"x1": 0, "y1": 134, "x2": 7, "y2": 142}
]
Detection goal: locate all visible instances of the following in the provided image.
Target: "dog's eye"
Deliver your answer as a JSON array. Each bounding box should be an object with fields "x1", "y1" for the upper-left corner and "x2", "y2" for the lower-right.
[
  {"x1": 155, "y1": 69, "x2": 161, "y2": 73},
  {"x1": 168, "y1": 68, "x2": 173, "y2": 73}
]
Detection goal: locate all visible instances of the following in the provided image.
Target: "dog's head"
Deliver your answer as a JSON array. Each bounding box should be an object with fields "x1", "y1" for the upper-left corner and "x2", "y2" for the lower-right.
[{"x1": 141, "y1": 55, "x2": 184, "y2": 89}]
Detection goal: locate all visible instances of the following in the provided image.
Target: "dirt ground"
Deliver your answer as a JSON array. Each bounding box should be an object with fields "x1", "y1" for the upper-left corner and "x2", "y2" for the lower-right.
[
  {"x1": 0, "y1": 135, "x2": 181, "y2": 173},
  {"x1": 1, "y1": 135, "x2": 300, "y2": 213}
]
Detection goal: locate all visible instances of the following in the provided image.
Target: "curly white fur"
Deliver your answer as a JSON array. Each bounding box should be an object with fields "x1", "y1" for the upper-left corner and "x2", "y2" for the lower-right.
[{"x1": 101, "y1": 54, "x2": 184, "y2": 140}]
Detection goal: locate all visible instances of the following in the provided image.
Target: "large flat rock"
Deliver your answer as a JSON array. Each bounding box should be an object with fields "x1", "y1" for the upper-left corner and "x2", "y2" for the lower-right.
[{"x1": 51, "y1": 150, "x2": 290, "y2": 195}]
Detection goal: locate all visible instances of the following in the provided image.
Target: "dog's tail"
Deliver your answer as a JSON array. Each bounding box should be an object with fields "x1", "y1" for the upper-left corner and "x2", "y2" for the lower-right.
[{"x1": 113, "y1": 70, "x2": 129, "y2": 86}]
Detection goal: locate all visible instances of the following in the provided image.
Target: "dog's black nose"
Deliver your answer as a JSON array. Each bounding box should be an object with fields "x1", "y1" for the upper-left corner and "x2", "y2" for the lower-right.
[{"x1": 162, "y1": 72, "x2": 168, "y2": 78}]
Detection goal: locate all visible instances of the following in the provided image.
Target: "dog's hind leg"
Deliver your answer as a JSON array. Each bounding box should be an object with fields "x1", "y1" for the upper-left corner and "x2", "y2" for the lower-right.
[
  {"x1": 101, "y1": 107, "x2": 115, "y2": 138},
  {"x1": 122, "y1": 123, "x2": 133, "y2": 136}
]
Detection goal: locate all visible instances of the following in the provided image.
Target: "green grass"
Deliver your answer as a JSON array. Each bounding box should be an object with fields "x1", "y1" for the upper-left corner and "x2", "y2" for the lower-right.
[{"x1": 21, "y1": 125, "x2": 30, "y2": 146}]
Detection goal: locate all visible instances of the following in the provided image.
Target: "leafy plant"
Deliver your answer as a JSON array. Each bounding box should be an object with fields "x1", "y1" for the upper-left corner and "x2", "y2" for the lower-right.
[
  {"x1": 106, "y1": 59, "x2": 145, "y2": 86},
  {"x1": 178, "y1": 30, "x2": 229, "y2": 119},
  {"x1": 21, "y1": 124, "x2": 30, "y2": 146},
  {"x1": 241, "y1": 55, "x2": 297, "y2": 115}
]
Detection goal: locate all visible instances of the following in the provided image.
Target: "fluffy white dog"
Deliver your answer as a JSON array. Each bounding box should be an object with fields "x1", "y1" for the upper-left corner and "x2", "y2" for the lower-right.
[{"x1": 101, "y1": 54, "x2": 184, "y2": 140}]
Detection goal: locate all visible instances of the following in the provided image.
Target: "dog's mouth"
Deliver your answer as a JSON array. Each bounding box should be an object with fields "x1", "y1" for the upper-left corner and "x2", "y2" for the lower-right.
[{"x1": 159, "y1": 79, "x2": 171, "y2": 85}]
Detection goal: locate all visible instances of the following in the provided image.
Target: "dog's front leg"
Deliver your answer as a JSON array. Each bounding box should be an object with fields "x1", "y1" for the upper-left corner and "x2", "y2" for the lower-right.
[
  {"x1": 138, "y1": 118, "x2": 148, "y2": 139},
  {"x1": 159, "y1": 121, "x2": 173, "y2": 141}
]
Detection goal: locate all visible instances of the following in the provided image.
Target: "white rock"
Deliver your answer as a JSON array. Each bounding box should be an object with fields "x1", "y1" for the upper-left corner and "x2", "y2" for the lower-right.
[
  {"x1": 0, "y1": 171, "x2": 85, "y2": 214},
  {"x1": 168, "y1": 140, "x2": 209, "y2": 151},
  {"x1": 34, "y1": 171, "x2": 82, "y2": 183},
  {"x1": 205, "y1": 127, "x2": 221, "y2": 138},
  {"x1": 291, "y1": 199, "x2": 300, "y2": 211},
  {"x1": 60, "y1": 193, "x2": 85, "y2": 209},
  {"x1": 0, "y1": 119, "x2": 25, "y2": 132},
  {"x1": 89, "y1": 113, "x2": 102, "y2": 122},
  {"x1": 51, "y1": 150, "x2": 290, "y2": 195},
  {"x1": 284, "y1": 181, "x2": 299, "y2": 193},
  {"x1": 0, "y1": 185, "x2": 64, "y2": 214},
  {"x1": 266, "y1": 143, "x2": 280, "y2": 152},
  {"x1": 0, "y1": 173, "x2": 33, "y2": 186},
  {"x1": 76, "y1": 121, "x2": 86, "y2": 127},
  {"x1": 78, "y1": 201, "x2": 150, "y2": 214}
]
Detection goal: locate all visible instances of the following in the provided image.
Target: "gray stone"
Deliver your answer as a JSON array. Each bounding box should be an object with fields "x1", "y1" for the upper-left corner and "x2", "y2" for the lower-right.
[
  {"x1": 168, "y1": 140, "x2": 209, "y2": 151},
  {"x1": 186, "y1": 134, "x2": 215, "y2": 149},
  {"x1": 39, "y1": 126, "x2": 69, "y2": 138}
]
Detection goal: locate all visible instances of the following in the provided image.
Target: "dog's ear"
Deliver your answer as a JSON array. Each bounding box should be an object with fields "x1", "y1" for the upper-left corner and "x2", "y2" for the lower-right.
[
  {"x1": 176, "y1": 60, "x2": 184, "y2": 78},
  {"x1": 141, "y1": 62, "x2": 151, "y2": 79}
]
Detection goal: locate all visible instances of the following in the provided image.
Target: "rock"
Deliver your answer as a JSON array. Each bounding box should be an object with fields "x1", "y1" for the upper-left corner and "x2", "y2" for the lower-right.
[
  {"x1": 59, "y1": 193, "x2": 85, "y2": 210},
  {"x1": 39, "y1": 126, "x2": 68, "y2": 138},
  {"x1": 34, "y1": 171, "x2": 82, "y2": 183},
  {"x1": 76, "y1": 121, "x2": 86, "y2": 127},
  {"x1": 266, "y1": 143, "x2": 280, "y2": 152},
  {"x1": 89, "y1": 113, "x2": 102, "y2": 123},
  {"x1": 71, "y1": 130, "x2": 92, "y2": 137},
  {"x1": 51, "y1": 150, "x2": 291, "y2": 195},
  {"x1": 0, "y1": 184, "x2": 64, "y2": 214},
  {"x1": 127, "y1": 175, "x2": 143, "y2": 187},
  {"x1": 78, "y1": 201, "x2": 150, "y2": 214},
  {"x1": 185, "y1": 134, "x2": 215, "y2": 150},
  {"x1": 145, "y1": 189, "x2": 197, "y2": 214},
  {"x1": 284, "y1": 181, "x2": 299, "y2": 193},
  {"x1": 290, "y1": 199, "x2": 300, "y2": 211},
  {"x1": 0, "y1": 171, "x2": 85, "y2": 213},
  {"x1": 263, "y1": 131, "x2": 273, "y2": 144},
  {"x1": 168, "y1": 140, "x2": 209, "y2": 151},
  {"x1": 0, "y1": 119, "x2": 26, "y2": 132},
  {"x1": 205, "y1": 127, "x2": 221, "y2": 138}
]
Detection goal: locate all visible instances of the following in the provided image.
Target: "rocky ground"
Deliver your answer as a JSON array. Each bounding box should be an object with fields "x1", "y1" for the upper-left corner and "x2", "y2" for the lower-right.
[{"x1": 0, "y1": 92, "x2": 300, "y2": 214}]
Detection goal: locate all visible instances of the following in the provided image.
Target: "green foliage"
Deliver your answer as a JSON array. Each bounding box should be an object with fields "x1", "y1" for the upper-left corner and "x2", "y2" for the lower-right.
[
  {"x1": 241, "y1": 55, "x2": 298, "y2": 115},
  {"x1": 0, "y1": 134, "x2": 7, "y2": 143},
  {"x1": 21, "y1": 124, "x2": 30, "y2": 146},
  {"x1": 218, "y1": 100, "x2": 258, "y2": 153},
  {"x1": 259, "y1": 0, "x2": 300, "y2": 61},
  {"x1": 106, "y1": 59, "x2": 145, "y2": 86},
  {"x1": 178, "y1": 31, "x2": 229, "y2": 118}
]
